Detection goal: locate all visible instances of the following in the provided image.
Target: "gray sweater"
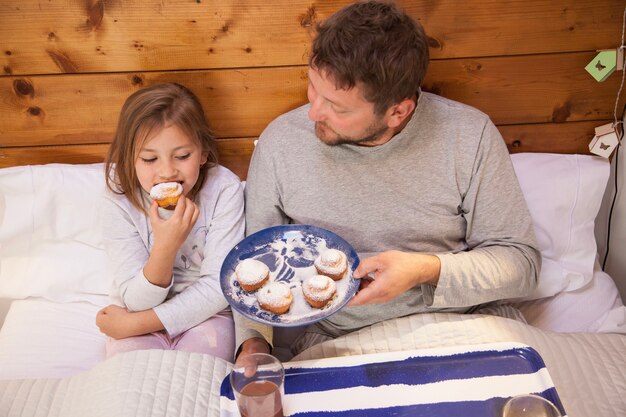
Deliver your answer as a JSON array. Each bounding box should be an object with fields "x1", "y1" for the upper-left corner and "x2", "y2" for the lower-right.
[
  {"x1": 102, "y1": 165, "x2": 245, "y2": 337},
  {"x1": 239, "y1": 92, "x2": 540, "y2": 345}
]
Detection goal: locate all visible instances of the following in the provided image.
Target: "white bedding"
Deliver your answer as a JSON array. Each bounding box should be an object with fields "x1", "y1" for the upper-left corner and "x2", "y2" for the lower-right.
[
  {"x1": 0, "y1": 299, "x2": 106, "y2": 380},
  {"x1": 514, "y1": 265, "x2": 626, "y2": 334},
  {"x1": 1, "y1": 313, "x2": 624, "y2": 417},
  {"x1": 1, "y1": 155, "x2": 625, "y2": 415},
  {"x1": 1, "y1": 263, "x2": 624, "y2": 381},
  {"x1": 0, "y1": 349, "x2": 230, "y2": 417}
]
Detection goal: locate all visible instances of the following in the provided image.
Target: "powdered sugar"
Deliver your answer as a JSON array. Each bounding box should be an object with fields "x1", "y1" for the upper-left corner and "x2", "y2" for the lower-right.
[
  {"x1": 257, "y1": 282, "x2": 292, "y2": 308},
  {"x1": 227, "y1": 229, "x2": 356, "y2": 323},
  {"x1": 149, "y1": 182, "x2": 182, "y2": 200},
  {"x1": 236, "y1": 258, "x2": 269, "y2": 285},
  {"x1": 302, "y1": 275, "x2": 336, "y2": 301},
  {"x1": 314, "y1": 249, "x2": 347, "y2": 276}
]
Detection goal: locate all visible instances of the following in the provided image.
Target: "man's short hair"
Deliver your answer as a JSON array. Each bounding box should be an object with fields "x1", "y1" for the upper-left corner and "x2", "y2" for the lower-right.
[{"x1": 310, "y1": 0, "x2": 430, "y2": 115}]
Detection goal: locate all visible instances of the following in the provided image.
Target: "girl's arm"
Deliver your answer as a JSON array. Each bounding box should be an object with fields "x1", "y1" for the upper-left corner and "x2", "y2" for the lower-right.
[
  {"x1": 97, "y1": 195, "x2": 201, "y2": 339},
  {"x1": 96, "y1": 305, "x2": 164, "y2": 339},
  {"x1": 143, "y1": 197, "x2": 199, "y2": 287},
  {"x1": 153, "y1": 177, "x2": 245, "y2": 337},
  {"x1": 101, "y1": 193, "x2": 198, "y2": 312},
  {"x1": 102, "y1": 194, "x2": 170, "y2": 311}
]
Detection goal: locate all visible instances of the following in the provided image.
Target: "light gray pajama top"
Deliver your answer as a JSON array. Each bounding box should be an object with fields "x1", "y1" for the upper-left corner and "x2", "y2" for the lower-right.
[
  {"x1": 238, "y1": 92, "x2": 540, "y2": 346},
  {"x1": 102, "y1": 165, "x2": 245, "y2": 337}
]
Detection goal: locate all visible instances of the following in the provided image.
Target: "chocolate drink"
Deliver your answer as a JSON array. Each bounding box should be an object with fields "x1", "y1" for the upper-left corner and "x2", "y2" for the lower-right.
[{"x1": 238, "y1": 380, "x2": 284, "y2": 417}]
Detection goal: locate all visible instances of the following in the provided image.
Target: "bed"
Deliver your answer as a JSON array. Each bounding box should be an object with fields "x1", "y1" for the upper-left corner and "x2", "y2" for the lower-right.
[{"x1": 0, "y1": 152, "x2": 625, "y2": 417}]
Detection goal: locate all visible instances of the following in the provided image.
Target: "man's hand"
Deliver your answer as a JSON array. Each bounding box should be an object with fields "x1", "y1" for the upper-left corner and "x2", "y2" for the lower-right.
[
  {"x1": 236, "y1": 338, "x2": 273, "y2": 377},
  {"x1": 348, "y1": 250, "x2": 441, "y2": 306},
  {"x1": 238, "y1": 337, "x2": 271, "y2": 357}
]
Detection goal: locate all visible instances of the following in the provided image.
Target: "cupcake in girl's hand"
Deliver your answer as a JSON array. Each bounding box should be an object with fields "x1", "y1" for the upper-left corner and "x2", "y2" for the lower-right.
[{"x1": 150, "y1": 182, "x2": 183, "y2": 208}]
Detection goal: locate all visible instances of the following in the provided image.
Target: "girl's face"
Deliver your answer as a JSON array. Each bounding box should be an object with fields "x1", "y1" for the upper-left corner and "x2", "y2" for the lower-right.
[{"x1": 134, "y1": 124, "x2": 208, "y2": 197}]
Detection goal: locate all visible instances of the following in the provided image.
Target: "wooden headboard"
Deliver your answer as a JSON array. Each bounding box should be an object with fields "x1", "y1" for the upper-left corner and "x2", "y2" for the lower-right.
[{"x1": 1, "y1": 0, "x2": 624, "y2": 180}]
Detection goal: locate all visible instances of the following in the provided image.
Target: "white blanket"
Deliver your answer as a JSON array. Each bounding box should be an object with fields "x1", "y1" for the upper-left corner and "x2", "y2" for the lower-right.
[
  {"x1": 1, "y1": 313, "x2": 625, "y2": 417},
  {"x1": 0, "y1": 350, "x2": 231, "y2": 417}
]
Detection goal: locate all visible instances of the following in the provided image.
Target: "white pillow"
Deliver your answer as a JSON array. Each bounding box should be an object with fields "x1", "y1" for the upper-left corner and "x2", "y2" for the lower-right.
[
  {"x1": 514, "y1": 264, "x2": 626, "y2": 333},
  {"x1": 0, "y1": 298, "x2": 106, "y2": 379},
  {"x1": 0, "y1": 163, "x2": 111, "y2": 304},
  {"x1": 511, "y1": 153, "x2": 610, "y2": 300},
  {"x1": 0, "y1": 155, "x2": 610, "y2": 305}
]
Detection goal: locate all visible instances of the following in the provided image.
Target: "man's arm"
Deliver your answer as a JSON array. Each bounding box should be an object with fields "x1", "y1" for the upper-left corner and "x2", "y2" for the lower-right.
[
  {"x1": 244, "y1": 136, "x2": 291, "y2": 235},
  {"x1": 235, "y1": 134, "x2": 289, "y2": 358},
  {"x1": 349, "y1": 120, "x2": 540, "y2": 308},
  {"x1": 234, "y1": 311, "x2": 273, "y2": 357},
  {"x1": 350, "y1": 251, "x2": 440, "y2": 305},
  {"x1": 425, "y1": 120, "x2": 540, "y2": 307}
]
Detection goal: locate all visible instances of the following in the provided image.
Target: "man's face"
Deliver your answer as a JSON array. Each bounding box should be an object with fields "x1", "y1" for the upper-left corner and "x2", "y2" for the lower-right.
[{"x1": 306, "y1": 67, "x2": 391, "y2": 146}]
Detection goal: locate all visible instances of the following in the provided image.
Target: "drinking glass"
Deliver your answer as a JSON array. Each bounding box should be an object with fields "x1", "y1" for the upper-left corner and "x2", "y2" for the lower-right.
[
  {"x1": 230, "y1": 353, "x2": 285, "y2": 417},
  {"x1": 502, "y1": 394, "x2": 562, "y2": 417}
]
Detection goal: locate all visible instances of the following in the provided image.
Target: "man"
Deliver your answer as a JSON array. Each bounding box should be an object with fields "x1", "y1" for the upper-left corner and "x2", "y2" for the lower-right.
[{"x1": 235, "y1": 0, "x2": 540, "y2": 359}]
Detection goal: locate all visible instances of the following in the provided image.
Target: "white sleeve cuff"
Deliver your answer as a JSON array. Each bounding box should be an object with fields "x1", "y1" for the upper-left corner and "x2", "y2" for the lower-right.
[{"x1": 122, "y1": 269, "x2": 172, "y2": 312}]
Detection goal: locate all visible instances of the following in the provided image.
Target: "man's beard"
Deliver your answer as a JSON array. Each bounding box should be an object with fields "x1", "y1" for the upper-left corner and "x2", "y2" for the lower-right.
[{"x1": 315, "y1": 119, "x2": 389, "y2": 146}]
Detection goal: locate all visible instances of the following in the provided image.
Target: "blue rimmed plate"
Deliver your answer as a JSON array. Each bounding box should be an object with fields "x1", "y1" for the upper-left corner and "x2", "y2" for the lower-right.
[{"x1": 220, "y1": 224, "x2": 360, "y2": 327}]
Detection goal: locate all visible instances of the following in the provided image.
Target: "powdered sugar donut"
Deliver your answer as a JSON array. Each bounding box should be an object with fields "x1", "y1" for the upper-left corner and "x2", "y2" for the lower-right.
[
  {"x1": 302, "y1": 275, "x2": 336, "y2": 308},
  {"x1": 235, "y1": 259, "x2": 270, "y2": 292},
  {"x1": 149, "y1": 182, "x2": 183, "y2": 208},
  {"x1": 257, "y1": 282, "x2": 293, "y2": 315},
  {"x1": 314, "y1": 249, "x2": 348, "y2": 281}
]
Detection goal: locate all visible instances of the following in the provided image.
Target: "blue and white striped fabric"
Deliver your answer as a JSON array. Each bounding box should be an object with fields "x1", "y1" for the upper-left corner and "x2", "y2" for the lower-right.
[{"x1": 220, "y1": 342, "x2": 566, "y2": 417}]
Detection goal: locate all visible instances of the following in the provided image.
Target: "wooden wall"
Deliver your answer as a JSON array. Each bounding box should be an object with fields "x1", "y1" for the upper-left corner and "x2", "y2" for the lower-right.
[{"x1": 1, "y1": 0, "x2": 624, "y2": 180}]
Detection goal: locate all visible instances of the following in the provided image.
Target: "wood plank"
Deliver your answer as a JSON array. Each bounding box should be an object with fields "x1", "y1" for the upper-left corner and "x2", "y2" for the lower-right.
[
  {"x1": 0, "y1": 138, "x2": 257, "y2": 180},
  {"x1": 401, "y1": 0, "x2": 623, "y2": 59},
  {"x1": 1, "y1": 0, "x2": 622, "y2": 76},
  {"x1": 0, "y1": 144, "x2": 109, "y2": 168},
  {"x1": 422, "y1": 52, "x2": 626, "y2": 126},
  {"x1": 216, "y1": 137, "x2": 257, "y2": 181},
  {"x1": 499, "y1": 120, "x2": 603, "y2": 154},
  {"x1": 0, "y1": 122, "x2": 602, "y2": 174},
  {"x1": 0, "y1": 67, "x2": 308, "y2": 146},
  {"x1": 1, "y1": 0, "x2": 322, "y2": 76},
  {"x1": 1, "y1": 52, "x2": 622, "y2": 148}
]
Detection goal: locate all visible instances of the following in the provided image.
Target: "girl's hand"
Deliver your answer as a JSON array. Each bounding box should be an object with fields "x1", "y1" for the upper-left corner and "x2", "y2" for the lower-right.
[
  {"x1": 96, "y1": 305, "x2": 138, "y2": 339},
  {"x1": 96, "y1": 305, "x2": 165, "y2": 339},
  {"x1": 148, "y1": 196, "x2": 200, "y2": 253},
  {"x1": 142, "y1": 197, "x2": 199, "y2": 288}
]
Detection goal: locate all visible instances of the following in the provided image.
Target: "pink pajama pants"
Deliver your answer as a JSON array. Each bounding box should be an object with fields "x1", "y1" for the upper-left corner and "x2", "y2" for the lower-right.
[{"x1": 105, "y1": 309, "x2": 235, "y2": 362}]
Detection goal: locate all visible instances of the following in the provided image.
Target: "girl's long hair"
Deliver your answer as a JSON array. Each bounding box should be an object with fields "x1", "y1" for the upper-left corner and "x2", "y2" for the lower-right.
[{"x1": 105, "y1": 82, "x2": 218, "y2": 212}]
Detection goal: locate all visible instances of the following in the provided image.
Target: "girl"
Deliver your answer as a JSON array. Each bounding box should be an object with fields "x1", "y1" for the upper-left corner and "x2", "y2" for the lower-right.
[{"x1": 96, "y1": 82, "x2": 243, "y2": 361}]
